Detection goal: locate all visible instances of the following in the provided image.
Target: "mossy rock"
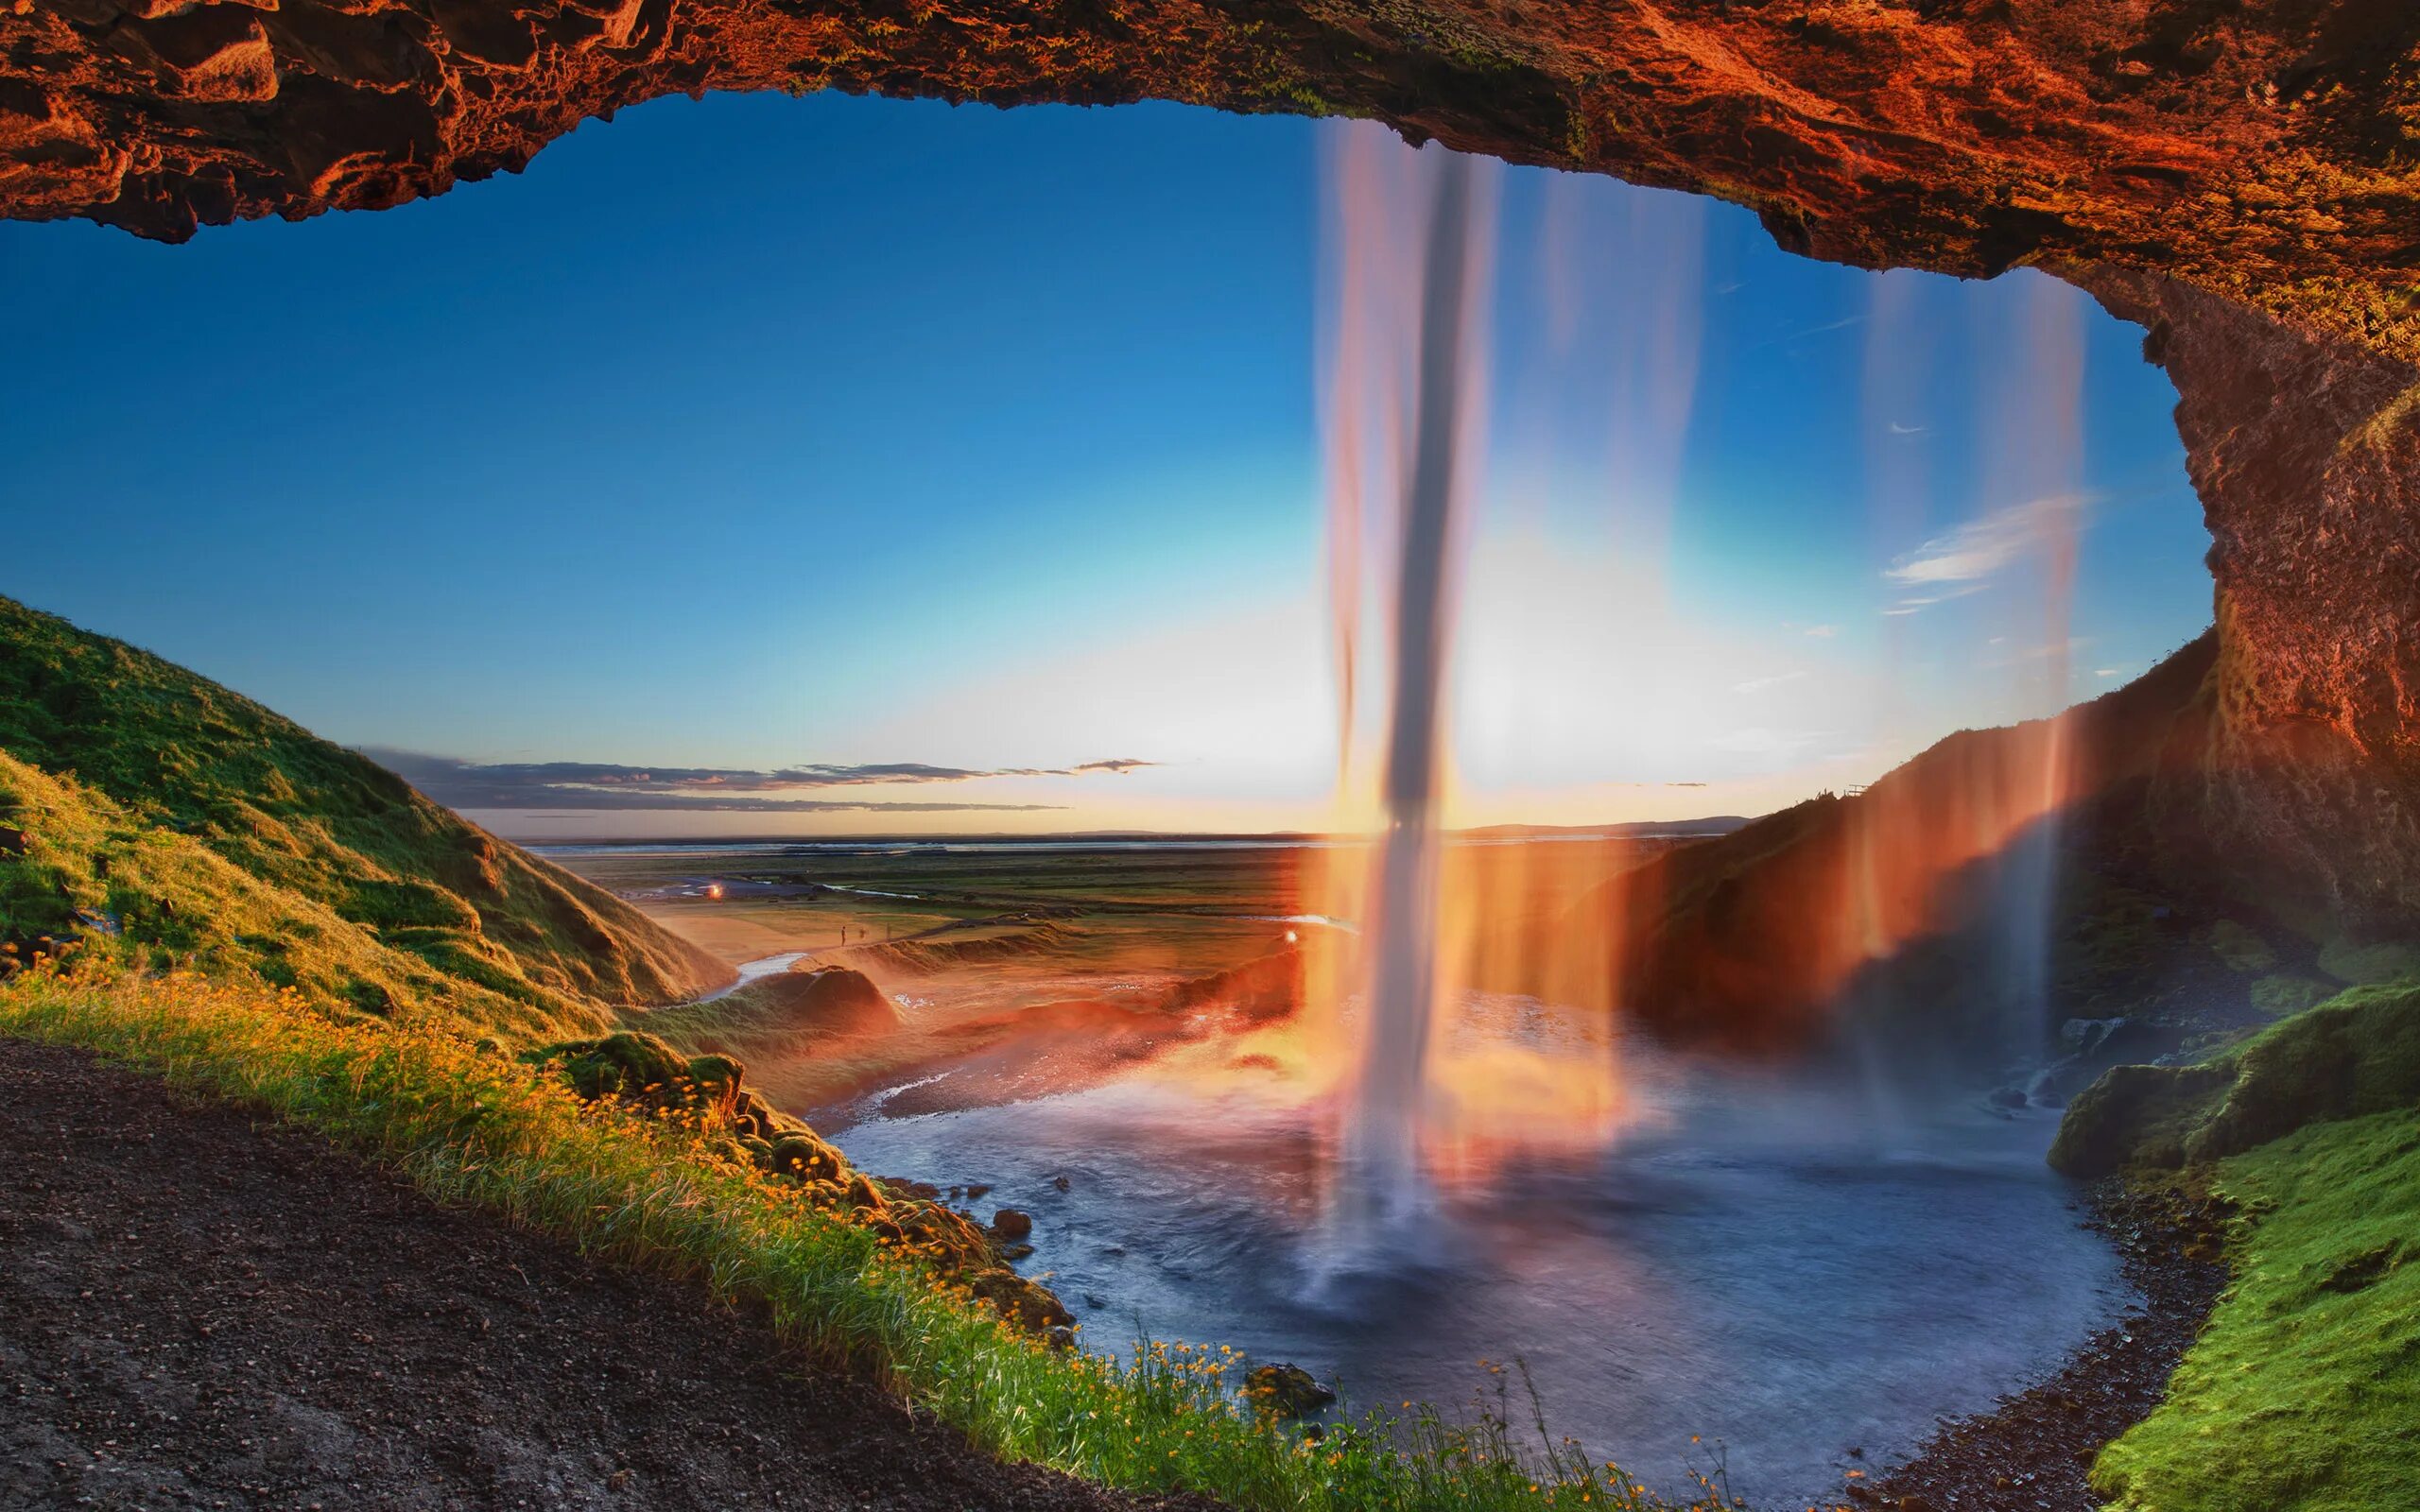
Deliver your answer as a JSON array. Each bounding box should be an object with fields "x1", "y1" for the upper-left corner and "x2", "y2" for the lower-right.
[
  {"x1": 2051, "y1": 982, "x2": 2420, "y2": 1177},
  {"x1": 769, "y1": 1134, "x2": 844, "y2": 1183},
  {"x1": 1245, "y1": 1363, "x2": 1338, "y2": 1418},
  {"x1": 2050, "y1": 1061, "x2": 2237, "y2": 1177},
  {"x1": 2317, "y1": 938, "x2": 2420, "y2": 986},
  {"x1": 534, "y1": 1026, "x2": 1079, "y2": 1339},
  {"x1": 2205, "y1": 918, "x2": 2280, "y2": 975},
  {"x1": 2250, "y1": 974, "x2": 2333, "y2": 1018},
  {"x1": 545, "y1": 1031, "x2": 681, "y2": 1099}
]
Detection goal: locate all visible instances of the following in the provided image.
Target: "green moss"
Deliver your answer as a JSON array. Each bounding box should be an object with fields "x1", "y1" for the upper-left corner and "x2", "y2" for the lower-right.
[
  {"x1": 2317, "y1": 937, "x2": 2420, "y2": 986},
  {"x1": 2050, "y1": 981, "x2": 2420, "y2": 1176},
  {"x1": 2206, "y1": 918, "x2": 2280, "y2": 974},
  {"x1": 2251, "y1": 973, "x2": 2334, "y2": 1017},
  {"x1": 2094, "y1": 1108, "x2": 2420, "y2": 1511}
]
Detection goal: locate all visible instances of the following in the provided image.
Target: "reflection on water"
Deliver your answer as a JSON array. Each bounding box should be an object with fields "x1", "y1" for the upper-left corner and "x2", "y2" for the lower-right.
[{"x1": 833, "y1": 1040, "x2": 2127, "y2": 1511}]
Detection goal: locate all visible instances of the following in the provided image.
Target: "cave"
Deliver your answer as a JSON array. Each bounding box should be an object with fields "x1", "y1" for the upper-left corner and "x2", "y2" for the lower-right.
[
  {"x1": 9, "y1": 0, "x2": 2416, "y2": 928},
  {"x1": 7, "y1": 8, "x2": 2420, "y2": 1507}
]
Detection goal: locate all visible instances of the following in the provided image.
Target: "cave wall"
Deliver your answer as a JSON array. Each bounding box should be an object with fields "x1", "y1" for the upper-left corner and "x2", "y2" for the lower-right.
[
  {"x1": 5, "y1": 0, "x2": 2418, "y2": 913},
  {"x1": 2076, "y1": 266, "x2": 2420, "y2": 924},
  {"x1": 7, "y1": 1, "x2": 2415, "y2": 355}
]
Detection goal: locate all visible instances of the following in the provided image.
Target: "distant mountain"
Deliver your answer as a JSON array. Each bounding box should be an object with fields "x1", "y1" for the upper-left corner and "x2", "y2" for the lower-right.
[
  {"x1": 1576, "y1": 630, "x2": 2224, "y2": 1054},
  {"x1": 0, "y1": 597, "x2": 731, "y2": 1039}
]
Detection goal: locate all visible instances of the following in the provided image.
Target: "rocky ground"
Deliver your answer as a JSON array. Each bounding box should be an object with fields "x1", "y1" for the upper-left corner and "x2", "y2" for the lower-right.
[
  {"x1": 0, "y1": 1038, "x2": 1201, "y2": 1512},
  {"x1": 1851, "y1": 1185, "x2": 2229, "y2": 1512}
]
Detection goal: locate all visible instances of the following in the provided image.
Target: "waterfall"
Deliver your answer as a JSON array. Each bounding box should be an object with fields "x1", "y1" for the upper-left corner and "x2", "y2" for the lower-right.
[{"x1": 1321, "y1": 127, "x2": 1495, "y2": 1222}]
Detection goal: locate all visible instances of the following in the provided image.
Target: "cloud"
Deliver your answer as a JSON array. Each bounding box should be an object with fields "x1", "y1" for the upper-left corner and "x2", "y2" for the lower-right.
[
  {"x1": 1879, "y1": 582, "x2": 1989, "y2": 616},
  {"x1": 1885, "y1": 492, "x2": 2086, "y2": 592},
  {"x1": 2094, "y1": 666, "x2": 2124, "y2": 679},
  {"x1": 1800, "y1": 624, "x2": 1838, "y2": 639},
  {"x1": 362, "y1": 749, "x2": 1157, "y2": 815},
  {"x1": 1731, "y1": 671, "x2": 1807, "y2": 695},
  {"x1": 1886, "y1": 421, "x2": 1927, "y2": 436}
]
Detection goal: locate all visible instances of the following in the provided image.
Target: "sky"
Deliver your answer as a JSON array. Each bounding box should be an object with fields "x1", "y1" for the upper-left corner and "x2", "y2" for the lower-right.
[{"x1": 0, "y1": 93, "x2": 2215, "y2": 838}]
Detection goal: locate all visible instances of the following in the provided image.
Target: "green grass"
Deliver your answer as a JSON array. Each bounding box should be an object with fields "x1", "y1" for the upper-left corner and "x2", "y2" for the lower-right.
[
  {"x1": 0, "y1": 965, "x2": 1738, "y2": 1512},
  {"x1": 2045, "y1": 980, "x2": 2420, "y2": 1509},
  {"x1": 2094, "y1": 1108, "x2": 2420, "y2": 1511},
  {"x1": 0, "y1": 751, "x2": 596, "y2": 1040},
  {"x1": 0, "y1": 595, "x2": 725, "y2": 1026}
]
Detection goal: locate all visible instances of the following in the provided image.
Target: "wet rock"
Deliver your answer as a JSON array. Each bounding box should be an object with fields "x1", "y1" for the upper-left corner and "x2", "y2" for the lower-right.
[
  {"x1": 1050, "y1": 1174, "x2": 1071, "y2": 1193},
  {"x1": 1243, "y1": 1363, "x2": 1336, "y2": 1418},
  {"x1": 1987, "y1": 1087, "x2": 2028, "y2": 1110},
  {"x1": 2059, "y1": 1017, "x2": 2127, "y2": 1056},
  {"x1": 989, "y1": 1208, "x2": 1032, "y2": 1241}
]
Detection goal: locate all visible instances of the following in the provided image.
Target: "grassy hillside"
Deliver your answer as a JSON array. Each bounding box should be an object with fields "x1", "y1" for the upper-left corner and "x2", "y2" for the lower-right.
[
  {"x1": 2045, "y1": 981, "x2": 2420, "y2": 1510},
  {"x1": 1574, "y1": 629, "x2": 2223, "y2": 1052},
  {"x1": 0, "y1": 753, "x2": 606, "y2": 1040},
  {"x1": 0, "y1": 596, "x2": 727, "y2": 1036}
]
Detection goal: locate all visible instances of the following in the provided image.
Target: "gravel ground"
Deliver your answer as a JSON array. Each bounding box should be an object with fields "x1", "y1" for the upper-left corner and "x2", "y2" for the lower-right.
[{"x1": 1852, "y1": 1184, "x2": 2229, "y2": 1512}]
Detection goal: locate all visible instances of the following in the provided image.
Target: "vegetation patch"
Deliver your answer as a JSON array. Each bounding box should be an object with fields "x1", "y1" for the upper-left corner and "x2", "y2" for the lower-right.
[
  {"x1": 2049, "y1": 980, "x2": 2420, "y2": 1177},
  {"x1": 2092, "y1": 1108, "x2": 2420, "y2": 1511},
  {"x1": 2046, "y1": 980, "x2": 2420, "y2": 1510},
  {"x1": 0, "y1": 753, "x2": 588, "y2": 1040},
  {"x1": 0, "y1": 594, "x2": 726, "y2": 1024}
]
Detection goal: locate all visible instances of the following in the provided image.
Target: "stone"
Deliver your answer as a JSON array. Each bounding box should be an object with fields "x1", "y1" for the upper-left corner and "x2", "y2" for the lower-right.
[
  {"x1": 989, "y1": 1208, "x2": 1031, "y2": 1241},
  {"x1": 1244, "y1": 1363, "x2": 1336, "y2": 1418}
]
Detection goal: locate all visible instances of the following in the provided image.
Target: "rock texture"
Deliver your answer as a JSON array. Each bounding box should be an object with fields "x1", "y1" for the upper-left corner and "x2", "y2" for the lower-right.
[
  {"x1": 2, "y1": 1, "x2": 2414, "y2": 358},
  {"x1": 2075, "y1": 266, "x2": 2420, "y2": 921}
]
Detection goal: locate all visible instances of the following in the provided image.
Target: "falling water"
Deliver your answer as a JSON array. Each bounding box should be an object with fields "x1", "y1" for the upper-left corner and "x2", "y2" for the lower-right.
[
  {"x1": 1982, "y1": 276, "x2": 2084, "y2": 1062},
  {"x1": 1321, "y1": 127, "x2": 1495, "y2": 1221}
]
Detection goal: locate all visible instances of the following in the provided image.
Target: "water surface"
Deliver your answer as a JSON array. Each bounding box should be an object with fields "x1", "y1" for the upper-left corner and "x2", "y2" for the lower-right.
[{"x1": 834, "y1": 1049, "x2": 2125, "y2": 1509}]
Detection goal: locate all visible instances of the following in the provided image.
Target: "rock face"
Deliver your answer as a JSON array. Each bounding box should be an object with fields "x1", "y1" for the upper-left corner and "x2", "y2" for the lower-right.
[
  {"x1": 3, "y1": 2, "x2": 2416, "y2": 919},
  {"x1": 2, "y1": 2, "x2": 2413, "y2": 357},
  {"x1": 2074, "y1": 267, "x2": 2420, "y2": 924}
]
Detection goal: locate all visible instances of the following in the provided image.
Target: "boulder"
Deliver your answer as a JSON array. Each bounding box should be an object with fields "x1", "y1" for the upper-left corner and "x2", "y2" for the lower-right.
[{"x1": 1244, "y1": 1364, "x2": 1336, "y2": 1418}]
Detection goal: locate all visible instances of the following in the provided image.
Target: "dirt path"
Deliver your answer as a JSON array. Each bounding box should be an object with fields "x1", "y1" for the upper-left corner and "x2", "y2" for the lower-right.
[{"x1": 0, "y1": 1039, "x2": 1189, "y2": 1512}]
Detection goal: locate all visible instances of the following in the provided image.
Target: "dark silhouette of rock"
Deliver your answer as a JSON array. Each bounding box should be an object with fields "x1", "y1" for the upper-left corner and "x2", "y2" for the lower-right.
[{"x1": 1244, "y1": 1364, "x2": 1337, "y2": 1418}]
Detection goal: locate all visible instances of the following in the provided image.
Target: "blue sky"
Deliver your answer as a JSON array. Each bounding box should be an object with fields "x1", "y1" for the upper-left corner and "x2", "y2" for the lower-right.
[{"x1": 0, "y1": 93, "x2": 2213, "y2": 834}]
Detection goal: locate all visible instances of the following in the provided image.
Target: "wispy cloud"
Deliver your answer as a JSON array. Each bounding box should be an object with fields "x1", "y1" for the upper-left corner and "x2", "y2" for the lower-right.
[
  {"x1": 364, "y1": 750, "x2": 1157, "y2": 815},
  {"x1": 1879, "y1": 582, "x2": 1989, "y2": 616},
  {"x1": 1886, "y1": 493, "x2": 2086, "y2": 590},
  {"x1": 1731, "y1": 671, "x2": 1807, "y2": 695},
  {"x1": 1886, "y1": 421, "x2": 1927, "y2": 436},
  {"x1": 2093, "y1": 666, "x2": 2124, "y2": 679},
  {"x1": 1800, "y1": 624, "x2": 1838, "y2": 639}
]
